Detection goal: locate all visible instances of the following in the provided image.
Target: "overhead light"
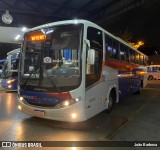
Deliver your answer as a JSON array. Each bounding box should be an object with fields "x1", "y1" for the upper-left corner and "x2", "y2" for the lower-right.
[
  {"x1": 74, "y1": 20, "x2": 78, "y2": 24},
  {"x1": 22, "y1": 27, "x2": 27, "y2": 32},
  {"x1": 46, "y1": 29, "x2": 54, "y2": 34},
  {"x1": 15, "y1": 35, "x2": 21, "y2": 40}
]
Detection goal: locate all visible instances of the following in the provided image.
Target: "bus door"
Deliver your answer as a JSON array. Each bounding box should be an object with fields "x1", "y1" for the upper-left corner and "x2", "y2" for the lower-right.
[{"x1": 85, "y1": 27, "x2": 106, "y2": 119}]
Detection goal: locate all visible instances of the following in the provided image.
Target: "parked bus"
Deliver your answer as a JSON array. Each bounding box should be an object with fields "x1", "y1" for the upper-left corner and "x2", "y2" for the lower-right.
[
  {"x1": 0, "y1": 48, "x2": 20, "y2": 91},
  {"x1": 0, "y1": 59, "x2": 5, "y2": 77},
  {"x1": 18, "y1": 20, "x2": 148, "y2": 122},
  {"x1": 147, "y1": 65, "x2": 160, "y2": 80}
]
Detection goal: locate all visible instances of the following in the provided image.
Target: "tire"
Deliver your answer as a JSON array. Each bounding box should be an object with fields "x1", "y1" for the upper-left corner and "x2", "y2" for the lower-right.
[
  {"x1": 135, "y1": 86, "x2": 142, "y2": 94},
  {"x1": 135, "y1": 80, "x2": 142, "y2": 94},
  {"x1": 106, "y1": 91, "x2": 116, "y2": 113},
  {"x1": 148, "y1": 75, "x2": 154, "y2": 80}
]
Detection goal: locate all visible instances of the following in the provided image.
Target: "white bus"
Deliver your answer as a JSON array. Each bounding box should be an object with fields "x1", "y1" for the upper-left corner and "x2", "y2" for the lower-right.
[
  {"x1": 147, "y1": 65, "x2": 160, "y2": 80},
  {"x1": 0, "y1": 48, "x2": 20, "y2": 91},
  {"x1": 0, "y1": 59, "x2": 5, "y2": 77},
  {"x1": 18, "y1": 20, "x2": 148, "y2": 122}
]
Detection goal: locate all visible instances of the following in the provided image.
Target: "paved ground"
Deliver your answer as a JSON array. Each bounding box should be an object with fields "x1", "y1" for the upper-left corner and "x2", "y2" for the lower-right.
[{"x1": 0, "y1": 80, "x2": 160, "y2": 150}]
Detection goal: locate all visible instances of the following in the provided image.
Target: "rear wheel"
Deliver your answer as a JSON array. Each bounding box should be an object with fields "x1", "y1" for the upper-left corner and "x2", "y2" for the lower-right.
[
  {"x1": 135, "y1": 85, "x2": 142, "y2": 94},
  {"x1": 106, "y1": 91, "x2": 116, "y2": 113},
  {"x1": 148, "y1": 75, "x2": 154, "y2": 80},
  {"x1": 135, "y1": 80, "x2": 143, "y2": 94}
]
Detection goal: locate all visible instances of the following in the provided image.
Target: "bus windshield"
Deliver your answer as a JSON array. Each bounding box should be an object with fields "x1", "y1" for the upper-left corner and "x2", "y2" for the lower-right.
[
  {"x1": 1, "y1": 57, "x2": 19, "y2": 79},
  {"x1": 19, "y1": 24, "x2": 83, "y2": 92}
]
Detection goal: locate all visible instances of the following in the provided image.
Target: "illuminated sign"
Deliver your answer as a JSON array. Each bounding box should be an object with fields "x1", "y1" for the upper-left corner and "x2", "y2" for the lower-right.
[{"x1": 30, "y1": 35, "x2": 45, "y2": 41}]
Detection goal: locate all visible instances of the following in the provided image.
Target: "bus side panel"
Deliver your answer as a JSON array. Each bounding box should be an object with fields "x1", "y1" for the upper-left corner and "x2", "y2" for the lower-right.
[
  {"x1": 85, "y1": 66, "x2": 118, "y2": 120},
  {"x1": 118, "y1": 74, "x2": 133, "y2": 101}
]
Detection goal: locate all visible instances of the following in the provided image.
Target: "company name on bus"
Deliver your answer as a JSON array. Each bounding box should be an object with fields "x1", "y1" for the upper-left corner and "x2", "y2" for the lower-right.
[
  {"x1": 22, "y1": 95, "x2": 61, "y2": 104},
  {"x1": 23, "y1": 95, "x2": 35, "y2": 100}
]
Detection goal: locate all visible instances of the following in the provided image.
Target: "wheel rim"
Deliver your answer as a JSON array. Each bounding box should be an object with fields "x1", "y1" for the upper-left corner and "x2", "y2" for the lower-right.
[{"x1": 108, "y1": 95, "x2": 113, "y2": 109}]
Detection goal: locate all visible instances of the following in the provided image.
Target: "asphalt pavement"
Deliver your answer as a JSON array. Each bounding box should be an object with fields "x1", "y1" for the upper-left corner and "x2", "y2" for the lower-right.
[{"x1": 0, "y1": 80, "x2": 160, "y2": 150}]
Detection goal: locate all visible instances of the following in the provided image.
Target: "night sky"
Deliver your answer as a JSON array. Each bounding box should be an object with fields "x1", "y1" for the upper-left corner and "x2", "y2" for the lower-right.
[{"x1": 102, "y1": 0, "x2": 160, "y2": 56}]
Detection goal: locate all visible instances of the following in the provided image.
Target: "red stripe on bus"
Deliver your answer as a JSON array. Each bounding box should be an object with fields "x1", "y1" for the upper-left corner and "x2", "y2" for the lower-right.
[
  {"x1": 48, "y1": 92, "x2": 72, "y2": 99},
  {"x1": 105, "y1": 60, "x2": 139, "y2": 71}
]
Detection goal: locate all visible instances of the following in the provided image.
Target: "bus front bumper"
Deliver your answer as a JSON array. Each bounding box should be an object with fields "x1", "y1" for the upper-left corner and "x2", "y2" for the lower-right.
[{"x1": 18, "y1": 98, "x2": 87, "y2": 122}]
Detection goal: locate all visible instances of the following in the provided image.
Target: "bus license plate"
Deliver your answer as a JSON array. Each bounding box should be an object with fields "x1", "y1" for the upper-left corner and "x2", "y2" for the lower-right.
[{"x1": 34, "y1": 109, "x2": 45, "y2": 117}]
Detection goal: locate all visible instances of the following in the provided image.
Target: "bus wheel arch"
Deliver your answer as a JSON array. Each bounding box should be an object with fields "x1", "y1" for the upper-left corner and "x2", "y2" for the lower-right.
[
  {"x1": 148, "y1": 75, "x2": 154, "y2": 80},
  {"x1": 106, "y1": 87, "x2": 116, "y2": 113}
]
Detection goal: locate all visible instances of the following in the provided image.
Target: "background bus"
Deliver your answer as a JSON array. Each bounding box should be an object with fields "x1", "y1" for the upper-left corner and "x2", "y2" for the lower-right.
[
  {"x1": 18, "y1": 20, "x2": 148, "y2": 122},
  {"x1": 0, "y1": 48, "x2": 20, "y2": 91},
  {"x1": 147, "y1": 65, "x2": 160, "y2": 80},
  {"x1": 0, "y1": 59, "x2": 5, "y2": 77}
]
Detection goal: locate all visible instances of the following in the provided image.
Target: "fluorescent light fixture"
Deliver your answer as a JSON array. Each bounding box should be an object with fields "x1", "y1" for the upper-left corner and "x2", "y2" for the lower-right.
[
  {"x1": 46, "y1": 29, "x2": 54, "y2": 34},
  {"x1": 15, "y1": 35, "x2": 21, "y2": 40},
  {"x1": 74, "y1": 20, "x2": 78, "y2": 24},
  {"x1": 22, "y1": 27, "x2": 27, "y2": 32}
]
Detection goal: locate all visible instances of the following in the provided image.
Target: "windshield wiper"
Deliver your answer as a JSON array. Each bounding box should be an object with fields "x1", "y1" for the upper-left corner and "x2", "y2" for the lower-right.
[
  {"x1": 43, "y1": 66, "x2": 61, "y2": 92},
  {"x1": 22, "y1": 69, "x2": 38, "y2": 89}
]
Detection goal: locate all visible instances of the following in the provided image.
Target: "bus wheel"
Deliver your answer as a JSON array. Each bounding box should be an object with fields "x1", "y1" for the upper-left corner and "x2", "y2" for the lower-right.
[
  {"x1": 136, "y1": 86, "x2": 142, "y2": 94},
  {"x1": 148, "y1": 75, "x2": 153, "y2": 80},
  {"x1": 106, "y1": 91, "x2": 116, "y2": 113}
]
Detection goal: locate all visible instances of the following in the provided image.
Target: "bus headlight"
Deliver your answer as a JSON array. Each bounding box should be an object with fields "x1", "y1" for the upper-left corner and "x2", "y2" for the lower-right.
[
  {"x1": 55, "y1": 98, "x2": 80, "y2": 108},
  {"x1": 7, "y1": 79, "x2": 15, "y2": 84},
  {"x1": 71, "y1": 113, "x2": 77, "y2": 119},
  {"x1": 60, "y1": 99, "x2": 76, "y2": 108},
  {"x1": 19, "y1": 96, "x2": 24, "y2": 101},
  {"x1": 8, "y1": 85, "x2": 12, "y2": 88},
  {"x1": 18, "y1": 105, "x2": 22, "y2": 110}
]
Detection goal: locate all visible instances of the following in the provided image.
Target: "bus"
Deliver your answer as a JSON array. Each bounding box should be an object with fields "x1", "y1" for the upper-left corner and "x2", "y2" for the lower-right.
[
  {"x1": 18, "y1": 20, "x2": 148, "y2": 122},
  {"x1": 0, "y1": 48, "x2": 20, "y2": 91},
  {"x1": 147, "y1": 65, "x2": 160, "y2": 80},
  {"x1": 0, "y1": 59, "x2": 5, "y2": 77}
]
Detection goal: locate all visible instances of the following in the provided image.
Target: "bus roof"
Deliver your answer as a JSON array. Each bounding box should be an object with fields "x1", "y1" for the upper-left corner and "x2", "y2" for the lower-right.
[
  {"x1": 147, "y1": 65, "x2": 160, "y2": 67},
  {"x1": 26, "y1": 19, "x2": 148, "y2": 58},
  {"x1": 7, "y1": 48, "x2": 20, "y2": 56}
]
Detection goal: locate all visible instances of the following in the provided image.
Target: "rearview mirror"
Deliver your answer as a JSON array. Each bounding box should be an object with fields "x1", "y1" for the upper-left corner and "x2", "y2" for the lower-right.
[
  {"x1": 87, "y1": 49, "x2": 95, "y2": 65},
  {"x1": 8, "y1": 55, "x2": 12, "y2": 70}
]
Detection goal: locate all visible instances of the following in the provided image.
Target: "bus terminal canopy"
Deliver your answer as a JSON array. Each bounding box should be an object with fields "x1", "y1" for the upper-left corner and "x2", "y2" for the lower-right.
[{"x1": 0, "y1": 26, "x2": 24, "y2": 44}]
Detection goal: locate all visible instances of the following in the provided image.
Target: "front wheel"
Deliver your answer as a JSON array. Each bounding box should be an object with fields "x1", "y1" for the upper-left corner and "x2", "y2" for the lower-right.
[{"x1": 106, "y1": 91, "x2": 116, "y2": 113}]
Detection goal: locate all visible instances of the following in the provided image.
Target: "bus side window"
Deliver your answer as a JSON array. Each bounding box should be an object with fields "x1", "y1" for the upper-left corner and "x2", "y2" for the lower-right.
[
  {"x1": 135, "y1": 52, "x2": 140, "y2": 64},
  {"x1": 112, "y1": 40, "x2": 119, "y2": 60},
  {"x1": 125, "y1": 47, "x2": 129, "y2": 62},
  {"x1": 129, "y1": 49, "x2": 135, "y2": 63},
  {"x1": 105, "y1": 36, "x2": 113, "y2": 59},
  {"x1": 120, "y1": 44, "x2": 126, "y2": 61},
  {"x1": 140, "y1": 55, "x2": 143, "y2": 65}
]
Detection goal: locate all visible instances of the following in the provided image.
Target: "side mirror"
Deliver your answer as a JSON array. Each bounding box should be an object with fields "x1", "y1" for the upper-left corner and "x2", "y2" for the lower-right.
[
  {"x1": 87, "y1": 49, "x2": 95, "y2": 65},
  {"x1": 8, "y1": 55, "x2": 12, "y2": 70},
  {"x1": 85, "y1": 39, "x2": 90, "y2": 48},
  {"x1": 84, "y1": 39, "x2": 95, "y2": 65}
]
